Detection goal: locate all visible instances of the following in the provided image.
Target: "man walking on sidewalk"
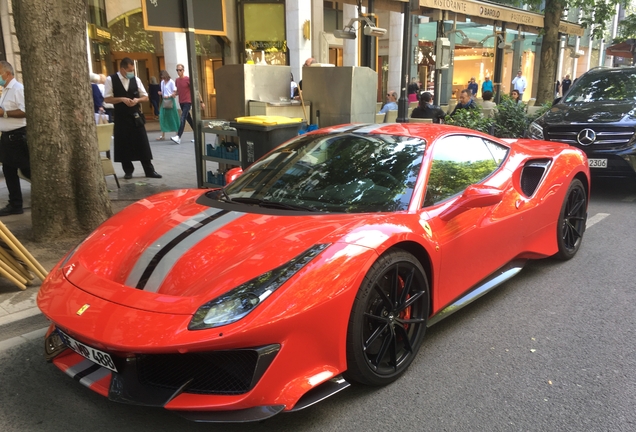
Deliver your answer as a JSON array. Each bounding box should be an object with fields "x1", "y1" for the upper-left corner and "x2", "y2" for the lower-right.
[
  {"x1": 0, "y1": 61, "x2": 30, "y2": 216},
  {"x1": 171, "y1": 64, "x2": 204, "y2": 144}
]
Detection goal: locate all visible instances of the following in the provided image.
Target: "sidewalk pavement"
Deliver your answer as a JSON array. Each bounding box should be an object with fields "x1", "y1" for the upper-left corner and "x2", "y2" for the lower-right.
[{"x1": 0, "y1": 120, "x2": 210, "y2": 327}]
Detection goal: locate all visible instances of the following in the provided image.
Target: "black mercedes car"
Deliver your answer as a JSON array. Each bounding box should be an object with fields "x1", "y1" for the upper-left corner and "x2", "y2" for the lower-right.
[{"x1": 528, "y1": 66, "x2": 636, "y2": 178}]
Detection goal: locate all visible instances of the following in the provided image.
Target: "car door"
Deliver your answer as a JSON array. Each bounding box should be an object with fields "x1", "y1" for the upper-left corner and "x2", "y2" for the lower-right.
[{"x1": 419, "y1": 134, "x2": 518, "y2": 311}]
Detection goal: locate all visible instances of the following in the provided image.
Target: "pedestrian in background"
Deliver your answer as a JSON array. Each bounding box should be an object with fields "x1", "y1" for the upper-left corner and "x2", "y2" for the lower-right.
[
  {"x1": 290, "y1": 73, "x2": 297, "y2": 99},
  {"x1": 171, "y1": 64, "x2": 205, "y2": 144},
  {"x1": 411, "y1": 91, "x2": 445, "y2": 123},
  {"x1": 104, "y1": 57, "x2": 161, "y2": 179},
  {"x1": 561, "y1": 74, "x2": 572, "y2": 95},
  {"x1": 378, "y1": 91, "x2": 398, "y2": 115},
  {"x1": 512, "y1": 70, "x2": 527, "y2": 99},
  {"x1": 90, "y1": 73, "x2": 105, "y2": 117},
  {"x1": 482, "y1": 76, "x2": 494, "y2": 96},
  {"x1": 450, "y1": 89, "x2": 477, "y2": 116},
  {"x1": 157, "y1": 70, "x2": 180, "y2": 141},
  {"x1": 408, "y1": 83, "x2": 419, "y2": 103},
  {"x1": 148, "y1": 76, "x2": 161, "y2": 120},
  {"x1": 511, "y1": 89, "x2": 522, "y2": 104},
  {"x1": 468, "y1": 77, "x2": 478, "y2": 96},
  {"x1": 555, "y1": 79, "x2": 561, "y2": 98},
  {"x1": 0, "y1": 61, "x2": 30, "y2": 216}
]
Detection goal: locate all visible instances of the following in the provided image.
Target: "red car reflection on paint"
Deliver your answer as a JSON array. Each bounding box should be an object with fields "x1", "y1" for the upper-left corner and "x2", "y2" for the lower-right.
[{"x1": 38, "y1": 123, "x2": 589, "y2": 422}]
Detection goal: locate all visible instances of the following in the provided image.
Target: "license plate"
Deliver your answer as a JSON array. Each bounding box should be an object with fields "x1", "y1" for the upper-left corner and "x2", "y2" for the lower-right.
[
  {"x1": 588, "y1": 158, "x2": 607, "y2": 168},
  {"x1": 57, "y1": 328, "x2": 118, "y2": 373}
]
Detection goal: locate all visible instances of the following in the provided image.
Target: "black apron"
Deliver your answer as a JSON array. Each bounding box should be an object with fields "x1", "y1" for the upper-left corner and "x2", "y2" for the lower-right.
[{"x1": 110, "y1": 74, "x2": 153, "y2": 163}]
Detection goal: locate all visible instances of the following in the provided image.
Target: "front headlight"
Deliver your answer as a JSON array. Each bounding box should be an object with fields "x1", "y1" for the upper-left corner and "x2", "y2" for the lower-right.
[
  {"x1": 528, "y1": 121, "x2": 544, "y2": 140},
  {"x1": 189, "y1": 244, "x2": 330, "y2": 330}
]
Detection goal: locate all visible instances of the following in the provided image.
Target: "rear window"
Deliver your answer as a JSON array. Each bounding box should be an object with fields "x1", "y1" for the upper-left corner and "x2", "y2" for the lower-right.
[{"x1": 563, "y1": 69, "x2": 636, "y2": 103}]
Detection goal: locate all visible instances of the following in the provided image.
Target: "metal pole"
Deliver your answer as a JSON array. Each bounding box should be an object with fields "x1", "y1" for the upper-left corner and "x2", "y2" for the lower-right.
[
  {"x1": 493, "y1": 23, "x2": 506, "y2": 104},
  {"x1": 183, "y1": 0, "x2": 203, "y2": 188},
  {"x1": 397, "y1": 1, "x2": 413, "y2": 122}
]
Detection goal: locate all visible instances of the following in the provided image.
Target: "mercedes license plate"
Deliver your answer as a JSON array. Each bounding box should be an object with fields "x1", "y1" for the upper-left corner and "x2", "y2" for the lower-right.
[{"x1": 588, "y1": 158, "x2": 607, "y2": 168}]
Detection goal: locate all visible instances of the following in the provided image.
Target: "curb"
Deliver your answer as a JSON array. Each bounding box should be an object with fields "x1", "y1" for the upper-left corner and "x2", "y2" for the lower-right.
[{"x1": 0, "y1": 307, "x2": 41, "y2": 327}]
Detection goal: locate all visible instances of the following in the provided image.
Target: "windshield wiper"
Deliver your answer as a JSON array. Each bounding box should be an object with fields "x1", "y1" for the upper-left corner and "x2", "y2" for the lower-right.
[
  {"x1": 230, "y1": 197, "x2": 319, "y2": 212},
  {"x1": 219, "y1": 188, "x2": 233, "y2": 203}
]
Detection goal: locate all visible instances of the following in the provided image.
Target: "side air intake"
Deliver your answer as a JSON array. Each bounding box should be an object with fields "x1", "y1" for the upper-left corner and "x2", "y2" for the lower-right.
[{"x1": 520, "y1": 159, "x2": 552, "y2": 197}]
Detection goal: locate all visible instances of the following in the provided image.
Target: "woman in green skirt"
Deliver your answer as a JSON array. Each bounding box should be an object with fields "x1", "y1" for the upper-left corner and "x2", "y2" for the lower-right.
[{"x1": 157, "y1": 70, "x2": 180, "y2": 140}]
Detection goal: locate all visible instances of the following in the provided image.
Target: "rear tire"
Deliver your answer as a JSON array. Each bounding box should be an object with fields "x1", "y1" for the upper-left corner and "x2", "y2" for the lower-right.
[
  {"x1": 555, "y1": 178, "x2": 587, "y2": 260},
  {"x1": 344, "y1": 249, "x2": 429, "y2": 386}
]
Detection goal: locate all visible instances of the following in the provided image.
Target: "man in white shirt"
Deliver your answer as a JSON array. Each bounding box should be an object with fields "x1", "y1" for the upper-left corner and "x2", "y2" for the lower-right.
[
  {"x1": 104, "y1": 57, "x2": 161, "y2": 179},
  {"x1": 378, "y1": 91, "x2": 398, "y2": 115},
  {"x1": 0, "y1": 61, "x2": 29, "y2": 216},
  {"x1": 512, "y1": 70, "x2": 527, "y2": 99}
]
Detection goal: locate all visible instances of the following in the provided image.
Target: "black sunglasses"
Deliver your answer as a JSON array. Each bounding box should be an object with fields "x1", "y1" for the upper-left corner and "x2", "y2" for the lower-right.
[{"x1": 176, "y1": 68, "x2": 184, "y2": 71}]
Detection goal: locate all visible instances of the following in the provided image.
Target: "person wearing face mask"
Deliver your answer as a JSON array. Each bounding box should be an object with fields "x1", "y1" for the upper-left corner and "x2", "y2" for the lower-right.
[
  {"x1": 104, "y1": 57, "x2": 161, "y2": 179},
  {"x1": 0, "y1": 61, "x2": 30, "y2": 216}
]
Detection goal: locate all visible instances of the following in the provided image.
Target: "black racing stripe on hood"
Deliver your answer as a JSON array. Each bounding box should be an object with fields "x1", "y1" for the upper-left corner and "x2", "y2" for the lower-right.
[{"x1": 135, "y1": 210, "x2": 230, "y2": 290}]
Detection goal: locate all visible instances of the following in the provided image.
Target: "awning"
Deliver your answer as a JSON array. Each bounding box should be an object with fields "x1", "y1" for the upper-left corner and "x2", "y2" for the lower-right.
[{"x1": 605, "y1": 39, "x2": 636, "y2": 59}]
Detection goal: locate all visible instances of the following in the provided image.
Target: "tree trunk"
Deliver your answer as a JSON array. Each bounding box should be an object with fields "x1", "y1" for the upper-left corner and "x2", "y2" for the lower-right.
[
  {"x1": 13, "y1": 0, "x2": 112, "y2": 241},
  {"x1": 536, "y1": 0, "x2": 566, "y2": 105}
]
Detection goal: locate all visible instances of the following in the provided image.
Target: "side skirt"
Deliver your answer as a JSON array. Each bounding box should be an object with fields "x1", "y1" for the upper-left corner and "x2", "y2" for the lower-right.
[{"x1": 427, "y1": 259, "x2": 528, "y2": 327}]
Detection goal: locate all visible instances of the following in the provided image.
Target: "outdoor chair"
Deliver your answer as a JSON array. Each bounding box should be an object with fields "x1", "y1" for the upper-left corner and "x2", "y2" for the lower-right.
[
  {"x1": 96, "y1": 123, "x2": 120, "y2": 188},
  {"x1": 409, "y1": 118, "x2": 433, "y2": 123},
  {"x1": 375, "y1": 113, "x2": 386, "y2": 123},
  {"x1": 385, "y1": 110, "x2": 398, "y2": 123}
]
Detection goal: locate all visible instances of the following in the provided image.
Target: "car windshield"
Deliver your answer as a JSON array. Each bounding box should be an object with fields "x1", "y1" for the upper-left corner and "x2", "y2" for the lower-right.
[
  {"x1": 222, "y1": 132, "x2": 426, "y2": 213},
  {"x1": 563, "y1": 69, "x2": 636, "y2": 103}
]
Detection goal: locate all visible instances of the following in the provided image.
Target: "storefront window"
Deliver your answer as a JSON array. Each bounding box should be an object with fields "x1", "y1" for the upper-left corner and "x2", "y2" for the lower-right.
[{"x1": 241, "y1": 1, "x2": 287, "y2": 65}]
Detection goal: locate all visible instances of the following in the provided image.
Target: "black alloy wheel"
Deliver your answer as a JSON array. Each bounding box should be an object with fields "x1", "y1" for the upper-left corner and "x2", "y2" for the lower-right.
[
  {"x1": 555, "y1": 178, "x2": 587, "y2": 260},
  {"x1": 344, "y1": 249, "x2": 429, "y2": 386}
]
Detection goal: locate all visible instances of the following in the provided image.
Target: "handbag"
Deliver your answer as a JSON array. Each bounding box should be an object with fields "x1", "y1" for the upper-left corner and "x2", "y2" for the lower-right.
[{"x1": 162, "y1": 98, "x2": 173, "y2": 109}]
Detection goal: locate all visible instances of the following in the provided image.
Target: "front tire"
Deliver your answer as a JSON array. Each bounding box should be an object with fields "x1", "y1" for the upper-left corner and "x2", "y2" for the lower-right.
[
  {"x1": 344, "y1": 249, "x2": 429, "y2": 386},
  {"x1": 555, "y1": 178, "x2": 587, "y2": 260}
]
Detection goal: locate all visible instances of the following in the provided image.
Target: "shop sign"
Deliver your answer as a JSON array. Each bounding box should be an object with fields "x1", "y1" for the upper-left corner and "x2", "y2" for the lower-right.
[
  {"x1": 419, "y1": 0, "x2": 542, "y2": 27},
  {"x1": 141, "y1": 0, "x2": 227, "y2": 35},
  {"x1": 417, "y1": 0, "x2": 583, "y2": 35},
  {"x1": 88, "y1": 24, "x2": 111, "y2": 41},
  {"x1": 559, "y1": 22, "x2": 585, "y2": 37}
]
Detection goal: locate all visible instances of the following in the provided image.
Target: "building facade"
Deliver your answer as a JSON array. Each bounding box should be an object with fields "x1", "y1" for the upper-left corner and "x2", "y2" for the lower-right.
[{"x1": 0, "y1": 0, "x2": 623, "y2": 117}]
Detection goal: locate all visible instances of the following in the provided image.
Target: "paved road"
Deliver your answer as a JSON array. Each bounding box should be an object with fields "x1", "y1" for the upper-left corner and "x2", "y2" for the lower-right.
[{"x1": 1, "y1": 177, "x2": 635, "y2": 432}]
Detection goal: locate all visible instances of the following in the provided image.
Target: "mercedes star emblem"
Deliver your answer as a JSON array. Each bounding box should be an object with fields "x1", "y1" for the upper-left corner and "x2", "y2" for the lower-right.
[{"x1": 577, "y1": 128, "x2": 596, "y2": 146}]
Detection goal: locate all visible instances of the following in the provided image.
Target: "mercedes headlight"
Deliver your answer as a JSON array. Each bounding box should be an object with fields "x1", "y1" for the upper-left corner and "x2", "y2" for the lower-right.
[
  {"x1": 189, "y1": 244, "x2": 330, "y2": 330},
  {"x1": 528, "y1": 121, "x2": 544, "y2": 140}
]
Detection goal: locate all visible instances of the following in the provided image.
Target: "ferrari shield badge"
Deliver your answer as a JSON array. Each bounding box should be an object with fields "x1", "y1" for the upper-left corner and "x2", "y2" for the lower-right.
[{"x1": 76, "y1": 304, "x2": 90, "y2": 316}]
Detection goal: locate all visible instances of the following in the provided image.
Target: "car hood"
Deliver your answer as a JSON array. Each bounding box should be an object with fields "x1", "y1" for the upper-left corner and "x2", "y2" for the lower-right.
[
  {"x1": 61, "y1": 190, "x2": 374, "y2": 315},
  {"x1": 544, "y1": 100, "x2": 636, "y2": 124}
]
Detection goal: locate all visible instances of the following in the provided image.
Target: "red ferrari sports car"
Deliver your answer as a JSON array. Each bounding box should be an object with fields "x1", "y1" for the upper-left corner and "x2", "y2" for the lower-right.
[{"x1": 38, "y1": 123, "x2": 589, "y2": 422}]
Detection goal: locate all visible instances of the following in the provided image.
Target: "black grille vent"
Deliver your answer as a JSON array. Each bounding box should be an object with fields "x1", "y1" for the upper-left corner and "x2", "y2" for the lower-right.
[
  {"x1": 520, "y1": 159, "x2": 551, "y2": 197},
  {"x1": 137, "y1": 350, "x2": 259, "y2": 395},
  {"x1": 545, "y1": 125, "x2": 635, "y2": 149}
]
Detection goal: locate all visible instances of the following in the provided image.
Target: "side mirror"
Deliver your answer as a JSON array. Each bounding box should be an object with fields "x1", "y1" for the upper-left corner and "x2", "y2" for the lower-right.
[
  {"x1": 224, "y1": 167, "x2": 243, "y2": 185},
  {"x1": 439, "y1": 184, "x2": 503, "y2": 221},
  {"x1": 553, "y1": 97, "x2": 562, "y2": 105}
]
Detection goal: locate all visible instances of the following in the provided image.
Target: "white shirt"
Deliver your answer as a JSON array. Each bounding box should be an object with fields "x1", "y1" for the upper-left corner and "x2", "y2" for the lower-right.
[
  {"x1": 161, "y1": 79, "x2": 176, "y2": 98},
  {"x1": 0, "y1": 79, "x2": 27, "y2": 132},
  {"x1": 512, "y1": 75, "x2": 527, "y2": 93},
  {"x1": 104, "y1": 72, "x2": 148, "y2": 98}
]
